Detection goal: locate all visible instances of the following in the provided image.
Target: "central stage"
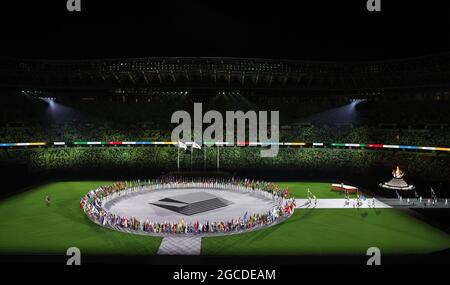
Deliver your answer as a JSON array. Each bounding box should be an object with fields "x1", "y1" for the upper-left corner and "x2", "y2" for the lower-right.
[
  {"x1": 150, "y1": 192, "x2": 233, "y2": 215},
  {"x1": 104, "y1": 188, "x2": 277, "y2": 224}
]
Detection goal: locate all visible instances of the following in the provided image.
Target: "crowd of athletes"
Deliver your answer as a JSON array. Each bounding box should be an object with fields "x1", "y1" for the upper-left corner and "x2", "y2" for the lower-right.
[{"x1": 80, "y1": 177, "x2": 296, "y2": 235}]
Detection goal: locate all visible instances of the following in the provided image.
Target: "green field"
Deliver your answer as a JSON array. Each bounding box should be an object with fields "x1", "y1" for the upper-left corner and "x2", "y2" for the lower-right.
[
  {"x1": 202, "y1": 209, "x2": 450, "y2": 255},
  {"x1": 0, "y1": 181, "x2": 162, "y2": 255},
  {"x1": 0, "y1": 181, "x2": 448, "y2": 256},
  {"x1": 277, "y1": 181, "x2": 358, "y2": 198}
]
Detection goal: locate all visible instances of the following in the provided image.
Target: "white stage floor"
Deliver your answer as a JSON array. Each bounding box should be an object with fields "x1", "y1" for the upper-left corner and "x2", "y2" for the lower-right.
[{"x1": 104, "y1": 188, "x2": 277, "y2": 224}]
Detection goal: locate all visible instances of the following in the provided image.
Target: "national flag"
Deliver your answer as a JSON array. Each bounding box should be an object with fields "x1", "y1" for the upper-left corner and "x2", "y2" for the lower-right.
[
  {"x1": 192, "y1": 141, "x2": 201, "y2": 149},
  {"x1": 177, "y1": 141, "x2": 187, "y2": 150},
  {"x1": 79, "y1": 197, "x2": 86, "y2": 209},
  {"x1": 430, "y1": 187, "x2": 437, "y2": 199}
]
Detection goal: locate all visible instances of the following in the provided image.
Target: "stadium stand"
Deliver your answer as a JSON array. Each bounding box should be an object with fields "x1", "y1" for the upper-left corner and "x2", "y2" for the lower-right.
[{"x1": 1, "y1": 56, "x2": 449, "y2": 197}]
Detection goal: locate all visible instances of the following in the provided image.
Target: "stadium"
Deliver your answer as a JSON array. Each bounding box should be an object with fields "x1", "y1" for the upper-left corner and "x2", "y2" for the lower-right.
[
  {"x1": 1, "y1": 54, "x2": 449, "y2": 264},
  {"x1": 0, "y1": 1, "x2": 449, "y2": 269}
]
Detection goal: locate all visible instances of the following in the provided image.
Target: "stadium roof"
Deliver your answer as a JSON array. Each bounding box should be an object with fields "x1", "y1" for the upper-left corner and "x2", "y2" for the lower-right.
[{"x1": 1, "y1": 54, "x2": 449, "y2": 92}]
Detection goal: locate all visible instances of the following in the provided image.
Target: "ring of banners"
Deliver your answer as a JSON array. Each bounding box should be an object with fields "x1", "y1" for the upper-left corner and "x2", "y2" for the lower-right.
[{"x1": 80, "y1": 178, "x2": 296, "y2": 236}]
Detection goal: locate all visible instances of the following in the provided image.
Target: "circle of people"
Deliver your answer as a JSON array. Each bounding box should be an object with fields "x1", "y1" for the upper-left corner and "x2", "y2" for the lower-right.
[{"x1": 80, "y1": 177, "x2": 296, "y2": 235}]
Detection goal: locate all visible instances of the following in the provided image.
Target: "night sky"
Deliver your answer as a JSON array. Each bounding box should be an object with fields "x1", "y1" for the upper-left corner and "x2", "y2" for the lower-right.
[{"x1": 1, "y1": 0, "x2": 449, "y2": 60}]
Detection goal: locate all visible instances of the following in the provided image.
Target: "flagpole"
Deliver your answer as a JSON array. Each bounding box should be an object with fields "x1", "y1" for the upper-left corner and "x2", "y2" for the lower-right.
[
  {"x1": 217, "y1": 145, "x2": 220, "y2": 169},
  {"x1": 204, "y1": 146, "x2": 206, "y2": 170},
  {"x1": 177, "y1": 146, "x2": 180, "y2": 170},
  {"x1": 190, "y1": 146, "x2": 193, "y2": 171}
]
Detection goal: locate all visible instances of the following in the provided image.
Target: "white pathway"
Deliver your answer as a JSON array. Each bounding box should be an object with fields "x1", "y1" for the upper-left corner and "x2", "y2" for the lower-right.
[
  {"x1": 157, "y1": 236, "x2": 202, "y2": 255},
  {"x1": 295, "y1": 198, "x2": 391, "y2": 209}
]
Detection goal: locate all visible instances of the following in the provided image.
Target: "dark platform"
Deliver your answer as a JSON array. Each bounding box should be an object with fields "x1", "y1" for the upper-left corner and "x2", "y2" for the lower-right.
[{"x1": 150, "y1": 192, "x2": 232, "y2": 215}]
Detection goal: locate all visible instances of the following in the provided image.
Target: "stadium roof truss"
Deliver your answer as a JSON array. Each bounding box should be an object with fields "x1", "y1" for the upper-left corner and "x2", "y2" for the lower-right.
[{"x1": 1, "y1": 54, "x2": 449, "y2": 92}]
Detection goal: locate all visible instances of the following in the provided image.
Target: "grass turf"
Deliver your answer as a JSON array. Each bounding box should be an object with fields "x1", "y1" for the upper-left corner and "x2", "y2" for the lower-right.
[
  {"x1": 0, "y1": 181, "x2": 448, "y2": 256},
  {"x1": 276, "y1": 182, "x2": 358, "y2": 198},
  {"x1": 201, "y1": 208, "x2": 450, "y2": 255},
  {"x1": 0, "y1": 181, "x2": 162, "y2": 255}
]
